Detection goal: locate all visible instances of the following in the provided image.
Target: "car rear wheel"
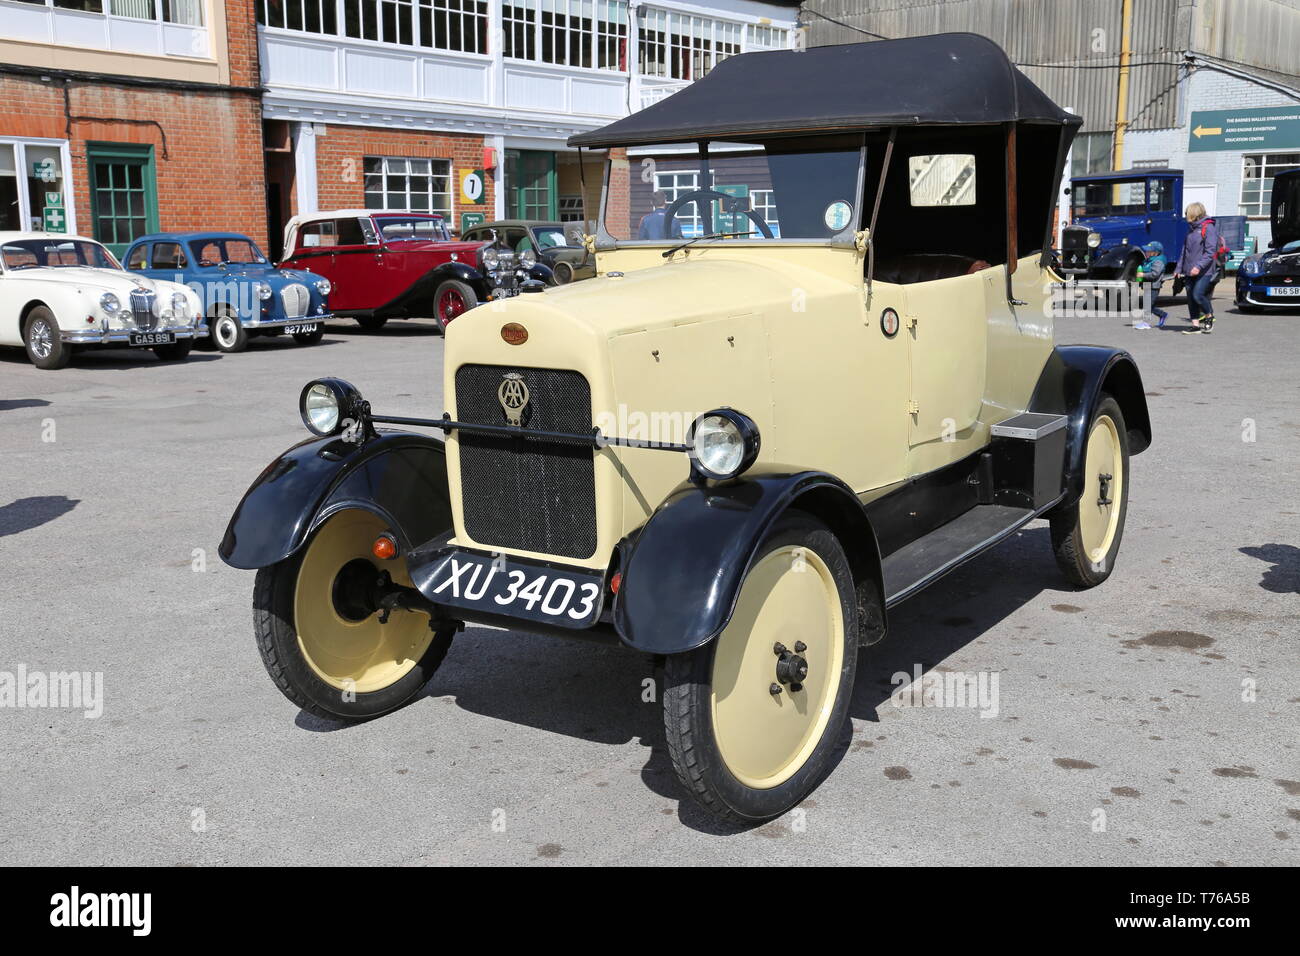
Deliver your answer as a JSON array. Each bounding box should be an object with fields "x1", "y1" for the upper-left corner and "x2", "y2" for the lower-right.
[
  {"x1": 23, "y1": 307, "x2": 71, "y2": 370},
  {"x1": 553, "y1": 261, "x2": 575, "y2": 284},
  {"x1": 210, "y1": 308, "x2": 248, "y2": 353},
  {"x1": 1049, "y1": 395, "x2": 1130, "y2": 588},
  {"x1": 662, "y1": 513, "x2": 859, "y2": 824},
  {"x1": 435, "y1": 279, "x2": 478, "y2": 331},
  {"x1": 292, "y1": 328, "x2": 324, "y2": 344},
  {"x1": 252, "y1": 509, "x2": 455, "y2": 721}
]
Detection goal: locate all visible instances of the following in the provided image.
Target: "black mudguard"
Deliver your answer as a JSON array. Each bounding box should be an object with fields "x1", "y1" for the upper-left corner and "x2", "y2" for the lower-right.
[
  {"x1": 1029, "y1": 345, "x2": 1152, "y2": 507},
  {"x1": 1088, "y1": 244, "x2": 1144, "y2": 279},
  {"x1": 218, "y1": 430, "x2": 452, "y2": 570},
  {"x1": 613, "y1": 470, "x2": 885, "y2": 655}
]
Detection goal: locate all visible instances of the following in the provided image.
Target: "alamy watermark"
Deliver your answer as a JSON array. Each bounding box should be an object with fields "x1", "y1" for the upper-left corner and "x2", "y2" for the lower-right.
[
  {"x1": 0, "y1": 665, "x2": 103, "y2": 718},
  {"x1": 890, "y1": 663, "x2": 1000, "y2": 718}
]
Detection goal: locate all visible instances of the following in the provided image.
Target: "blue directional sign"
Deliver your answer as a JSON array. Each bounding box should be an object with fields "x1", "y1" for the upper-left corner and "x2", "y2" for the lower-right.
[{"x1": 1188, "y1": 107, "x2": 1300, "y2": 152}]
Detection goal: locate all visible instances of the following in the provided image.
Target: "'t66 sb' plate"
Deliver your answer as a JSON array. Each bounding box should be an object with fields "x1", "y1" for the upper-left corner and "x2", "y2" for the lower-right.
[{"x1": 424, "y1": 550, "x2": 605, "y2": 629}]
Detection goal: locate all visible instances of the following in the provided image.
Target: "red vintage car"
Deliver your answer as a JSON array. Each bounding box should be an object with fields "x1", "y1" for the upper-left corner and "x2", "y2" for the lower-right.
[{"x1": 280, "y1": 210, "x2": 549, "y2": 330}]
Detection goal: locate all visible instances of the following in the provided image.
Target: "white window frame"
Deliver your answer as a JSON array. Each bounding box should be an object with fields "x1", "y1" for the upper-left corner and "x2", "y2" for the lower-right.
[
  {"x1": 653, "y1": 169, "x2": 700, "y2": 235},
  {"x1": 0, "y1": 137, "x2": 77, "y2": 236},
  {"x1": 363, "y1": 155, "x2": 453, "y2": 219},
  {"x1": 503, "y1": 0, "x2": 628, "y2": 71},
  {"x1": 1241, "y1": 152, "x2": 1300, "y2": 219}
]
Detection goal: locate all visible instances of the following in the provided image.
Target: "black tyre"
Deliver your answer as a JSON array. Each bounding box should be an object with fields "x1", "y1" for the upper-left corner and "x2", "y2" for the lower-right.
[
  {"x1": 663, "y1": 512, "x2": 860, "y2": 824},
  {"x1": 356, "y1": 316, "x2": 388, "y2": 332},
  {"x1": 553, "y1": 260, "x2": 575, "y2": 284},
  {"x1": 292, "y1": 328, "x2": 325, "y2": 344},
  {"x1": 1049, "y1": 395, "x2": 1130, "y2": 588},
  {"x1": 153, "y1": 339, "x2": 193, "y2": 362},
  {"x1": 23, "y1": 307, "x2": 71, "y2": 370},
  {"x1": 209, "y1": 308, "x2": 248, "y2": 353},
  {"x1": 434, "y1": 279, "x2": 478, "y2": 331},
  {"x1": 252, "y1": 509, "x2": 455, "y2": 721}
]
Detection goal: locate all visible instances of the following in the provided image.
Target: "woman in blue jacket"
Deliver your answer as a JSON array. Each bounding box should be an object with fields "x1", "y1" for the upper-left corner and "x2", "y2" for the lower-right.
[{"x1": 1175, "y1": 202, "x2": 1218, "y2": 334}]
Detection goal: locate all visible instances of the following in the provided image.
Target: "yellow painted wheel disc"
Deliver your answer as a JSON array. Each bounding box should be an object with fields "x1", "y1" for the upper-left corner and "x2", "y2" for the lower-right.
[
  {"x1": 293, "y1": 510, "x2": 434, "y2": 693},
  {"x1": 1079, "y1": 414, "x2": 1124, "y2": 564},
  {"x1": 710, "y1": 545, "x2": 845, "y2": 790}
]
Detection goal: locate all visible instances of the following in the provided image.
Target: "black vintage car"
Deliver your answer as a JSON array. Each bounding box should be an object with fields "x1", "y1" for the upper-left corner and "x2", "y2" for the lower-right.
[
  {"x1": 462, "y1": 220, "x2": 596, "y2": 284},
  {"x1": 1236, "y1": 167, "x2": 1300, "y2": 311}
]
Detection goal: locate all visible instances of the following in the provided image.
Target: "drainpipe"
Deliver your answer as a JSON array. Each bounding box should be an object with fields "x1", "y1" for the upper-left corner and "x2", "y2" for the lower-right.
[{"x1": 1113, "y1": 0, "x2": 1134, "y2": 169}]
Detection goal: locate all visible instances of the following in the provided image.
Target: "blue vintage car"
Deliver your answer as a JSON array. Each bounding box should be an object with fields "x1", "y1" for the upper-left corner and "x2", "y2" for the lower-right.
[
  {"x1": 124, "y1": 232, "x2": 332, "y2": 352},
  {"x1": 1058, "y1": 169, "x2": 1186, "y2": 282}
]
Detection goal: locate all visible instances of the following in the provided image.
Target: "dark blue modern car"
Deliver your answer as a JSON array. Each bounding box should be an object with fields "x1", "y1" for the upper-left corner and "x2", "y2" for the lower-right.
[
  {"x1": 1236, "y1": 168, "x2": 1300, "y2": 312},
  {"x1": 125, "y1": 232, "x2": 332, "y2": 352}
]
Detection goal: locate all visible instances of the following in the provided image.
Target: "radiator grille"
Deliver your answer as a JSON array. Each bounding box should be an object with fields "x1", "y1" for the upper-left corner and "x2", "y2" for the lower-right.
[
  {"x1": 129, "y1": 289, "x2": 156, "y2": 330},
  {"x1": 280, "y1": 283, "x2": 309, "y2": 318},
  {"x1": 454, "y1": 364, "x2": 597, "y2": 559}
]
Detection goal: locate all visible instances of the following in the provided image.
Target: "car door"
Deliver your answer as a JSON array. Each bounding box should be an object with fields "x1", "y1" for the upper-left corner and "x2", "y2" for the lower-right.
[
  {"x1": 327, "y1": 217, "x2": 383, "y2": 311},
  {"x1": 1146, "y1": 176, "x2": 1182, "y2": 254}
]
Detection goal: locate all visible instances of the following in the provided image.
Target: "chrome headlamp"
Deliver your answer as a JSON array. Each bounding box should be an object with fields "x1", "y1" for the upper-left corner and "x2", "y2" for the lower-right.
[
  {"x1": 254, "y1": 281, "x2": 273, "y2": 301},
  {"x1": 687, "y1": 408, "x2": 761, "y2": 481},
  {"x1": 1086, "y1": 231, "x2": 1103, "y2": 249},
  {"x1": 100, "y1": 292, "x2": 120, "y2": 314},
  {"x1": 518, "y1": 249, "x2": 537, "y2": 269},
  {"x1": 482, "y1": 248, "x2": 500, "y2": 271},
  {"x1": 299, "y1": 378, "x2": 366, "y2": 438},
  {"x1": 171, "y1": 292, "x2": 189, "y2": 317},
  {"x1": 1242, "y1": 256, "x2": 1264, "y2": 276},
  {"x1": 316, "y1": 278, "x2": 332, "y2": 295}
]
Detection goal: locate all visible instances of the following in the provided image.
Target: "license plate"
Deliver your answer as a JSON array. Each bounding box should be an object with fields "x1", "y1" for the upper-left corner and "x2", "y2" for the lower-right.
[
  {"x1": 129, "y1": 331, "x2": 175, "y2": 346},
  {"x1": 285, "y1": 323, "x2": 319, "y2": 334},
  {"x1": 422, "y1": 549, "x2": 604, "y2": 628},
  {"x1": 1266, "y1": 286, "x2": 1300, "y2": 296}
]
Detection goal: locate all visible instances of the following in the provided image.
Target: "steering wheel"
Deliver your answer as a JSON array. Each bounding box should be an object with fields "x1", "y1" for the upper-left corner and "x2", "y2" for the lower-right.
[{"x1": 664, "y1": 188, "x2": 774, "y2": 240}]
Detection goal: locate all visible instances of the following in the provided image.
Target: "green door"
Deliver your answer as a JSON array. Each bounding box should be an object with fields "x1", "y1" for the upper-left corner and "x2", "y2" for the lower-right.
[
  {"x1": 506, "y1": 150, "x2": 556, "y2": 220},
  {"x1": 87, "y1": 143, "x2": 159, "y2": 259}
]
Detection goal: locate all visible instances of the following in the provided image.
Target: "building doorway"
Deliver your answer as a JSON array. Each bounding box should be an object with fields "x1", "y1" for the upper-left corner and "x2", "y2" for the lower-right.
[{"x1": 506, "y1": 150, "x2": 556, "y2": 220}]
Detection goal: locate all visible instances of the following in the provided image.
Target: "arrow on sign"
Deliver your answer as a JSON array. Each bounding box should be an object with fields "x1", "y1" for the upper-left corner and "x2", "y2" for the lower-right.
[{"x1": 1193, "y1": 125, "x2": 1223, "y2": 138}]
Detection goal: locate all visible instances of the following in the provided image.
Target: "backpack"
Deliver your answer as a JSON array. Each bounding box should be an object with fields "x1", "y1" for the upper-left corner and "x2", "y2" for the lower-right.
[{"x1": 1201, "y1": 219, "x2": 1230, "y2": 269}]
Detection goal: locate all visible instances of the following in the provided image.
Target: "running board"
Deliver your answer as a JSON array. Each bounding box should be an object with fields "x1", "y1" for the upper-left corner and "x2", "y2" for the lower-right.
[{"x1": 882, "y1": 503, "x2": 1037, "y2": 608}]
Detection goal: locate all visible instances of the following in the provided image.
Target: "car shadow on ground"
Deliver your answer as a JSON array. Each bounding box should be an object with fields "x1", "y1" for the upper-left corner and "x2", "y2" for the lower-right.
[
  {"x1": 0, "y1": 347, "x2": 225, "y2": 370},
  {"x1": 0, "y1": 495, "x2": 79, "y2": 537},
  {"x1": 322, "y1": 320, "x2": 443, "y2": 337},
  {"x1": 0, "y1": 398, "x2": 51, "y2": 411},
  {"x1": 293, "y1": 525, "x2": 1077, "y2": 833}
]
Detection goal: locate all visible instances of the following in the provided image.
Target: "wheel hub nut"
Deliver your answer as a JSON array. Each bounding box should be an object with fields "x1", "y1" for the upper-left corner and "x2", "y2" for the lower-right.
[{"x1": 774, "y1": 647, "x2": 809, "y2": 692}]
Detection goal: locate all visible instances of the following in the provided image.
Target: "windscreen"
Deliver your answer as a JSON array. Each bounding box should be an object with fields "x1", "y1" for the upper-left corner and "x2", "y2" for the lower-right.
[
  {"x1": 1, "y1": 239, "x2": 119, "y2": 270},
  {"x1": 603, "y1": 139, "x2": 862, "y2": 242},
  {"x1": 1072, "y1": 179, "x2": 1145, "y2": 218}
]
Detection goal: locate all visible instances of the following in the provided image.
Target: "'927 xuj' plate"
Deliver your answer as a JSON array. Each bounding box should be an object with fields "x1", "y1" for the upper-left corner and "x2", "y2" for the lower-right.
[{"x1": 420, "y1": 549, "x2": 605, "y2": 629}]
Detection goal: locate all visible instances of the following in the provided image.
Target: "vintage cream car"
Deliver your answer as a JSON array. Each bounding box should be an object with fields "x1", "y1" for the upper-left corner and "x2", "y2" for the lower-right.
[
  {"x1": 0, "y1": 232, "x2": 202, "y2": 369},
  {"x1": 220, "y1": 34, "x2": 1151, "y2": 823}
]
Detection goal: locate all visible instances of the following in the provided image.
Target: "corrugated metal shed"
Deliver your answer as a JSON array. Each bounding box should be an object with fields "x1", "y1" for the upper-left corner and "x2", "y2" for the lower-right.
[{"x1": 801, "y1": 0, "x2": 1300, "y2": 133}]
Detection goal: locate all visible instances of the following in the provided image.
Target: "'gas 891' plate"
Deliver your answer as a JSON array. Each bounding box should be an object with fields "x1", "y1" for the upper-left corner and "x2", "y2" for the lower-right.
[{"x1": 420, "y1": 548, "x2": 605, "y2": 629}]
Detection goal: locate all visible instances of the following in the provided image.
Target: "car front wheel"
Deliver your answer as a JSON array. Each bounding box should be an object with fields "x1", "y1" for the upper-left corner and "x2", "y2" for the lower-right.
[
  {"x1": 1049, "y1": 395, "x2": 1130, "y2": 587},
  {"x1": 252, "y1": 509, "x2": 455, "y2": 721},
  {"x1": 434, "y1": 279, "x2": 478, "y2": 331},
  {"x1": 662, "y1": 513, "x2": 859, "y2": 824},
  {"x1": 23, "y1": 307, "x2": 71, "y2": 370},
  {"x1": 210, "y1": 308, "x2": 248, "y2": 353},
  {"x1": 356, "y1": 316, "x2": 388, "y2": 332},
  {"x1": 153, "y1": 340, "x2": 192, "y2": 362},
  {"x1": 292, "y1": 328, "x2": 324, "y2": 345}
]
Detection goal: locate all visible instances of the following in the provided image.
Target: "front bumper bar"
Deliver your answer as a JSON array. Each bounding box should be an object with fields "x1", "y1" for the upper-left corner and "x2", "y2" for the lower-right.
[
  {"x1": 245, "y1": 313, "x2": 333, "y2": 329},
  {"x1": 61, "y1": 327, "x2": 201, "y2": 345}
]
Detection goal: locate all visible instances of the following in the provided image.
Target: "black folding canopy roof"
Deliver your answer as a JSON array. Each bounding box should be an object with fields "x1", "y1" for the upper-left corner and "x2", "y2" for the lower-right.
[{"x1": 568, "y1": 33, "x2": 1081, "y2": 149}]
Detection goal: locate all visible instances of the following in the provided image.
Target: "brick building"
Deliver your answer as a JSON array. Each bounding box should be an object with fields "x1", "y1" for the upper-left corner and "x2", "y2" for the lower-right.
[
  {"x1": 257, "y1": 0, "x2": 799, "y2": 254},
  {"x1": 0, "y1": 0, "x2": 267, "y2": 256}
]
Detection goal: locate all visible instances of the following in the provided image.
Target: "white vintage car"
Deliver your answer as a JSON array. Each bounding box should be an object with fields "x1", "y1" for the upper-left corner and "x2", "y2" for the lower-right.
[{"x1": 0, "y1": 232, "x2": 203, "y2": 369}]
